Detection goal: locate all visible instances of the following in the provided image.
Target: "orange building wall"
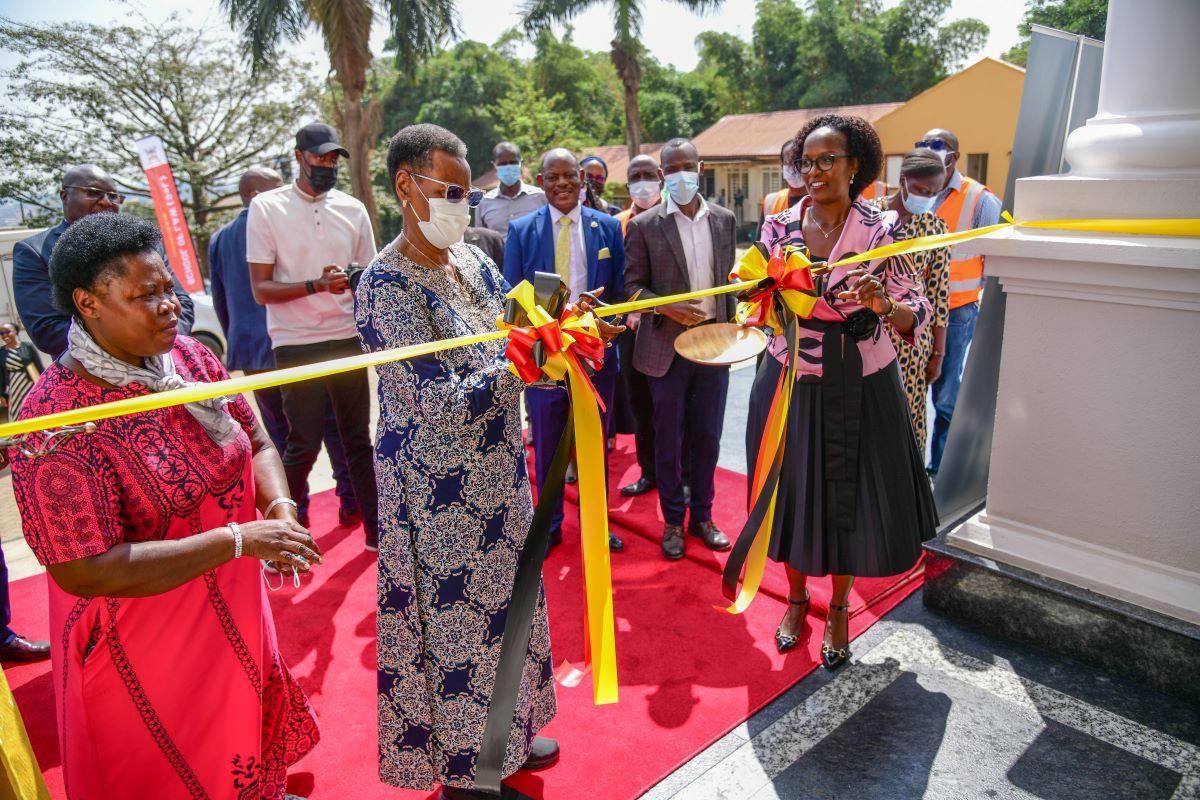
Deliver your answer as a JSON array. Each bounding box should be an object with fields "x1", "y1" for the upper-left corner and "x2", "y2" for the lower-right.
[{"x1": 873, "y1": 58, "x2": 1026, "y2": 199}]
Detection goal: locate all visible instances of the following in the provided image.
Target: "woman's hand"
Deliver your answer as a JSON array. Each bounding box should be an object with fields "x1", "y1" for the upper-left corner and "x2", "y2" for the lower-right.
[
  {"x1": 239, "y1": 519, "x2": 324, "y2": 574},
  {"x1": 925, "y1": 353, "x2": 944, "y2": 384},
  {"x1": 836, "y1": 269, "x2": 892, "y2": 314}
]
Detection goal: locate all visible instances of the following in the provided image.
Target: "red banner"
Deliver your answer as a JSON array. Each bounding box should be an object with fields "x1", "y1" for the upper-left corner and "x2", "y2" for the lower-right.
[{"x1": 135, "y1": 135, "x2": 203, "y2": 293}]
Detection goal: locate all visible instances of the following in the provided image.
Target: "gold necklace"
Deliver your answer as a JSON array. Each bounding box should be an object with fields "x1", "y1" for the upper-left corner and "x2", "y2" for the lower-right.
[{"x1": 401, "y1": 235, "x2": 460, "y2": 285}]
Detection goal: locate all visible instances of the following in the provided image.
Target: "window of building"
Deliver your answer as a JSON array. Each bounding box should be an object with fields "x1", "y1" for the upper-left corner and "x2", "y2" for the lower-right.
[
  {"x1": 966, "y1": 153, "x2": 989, "y2": 183},
  {"x1": 762, "y1": 167, "x2": 781, "y2": 197}
]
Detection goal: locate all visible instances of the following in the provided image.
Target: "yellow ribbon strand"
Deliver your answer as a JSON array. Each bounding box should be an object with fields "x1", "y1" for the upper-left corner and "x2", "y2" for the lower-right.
[
  {"x1": 0, "y1": 329, "x2": 507, "y2": 439},
  {"x1": 721, "y1": 323, "x2": 797, "y2": 614},
  {"x1": 0, "y1": 667, "x2": 51, "y2": 800},
  {"x1": 3, "y1": 217, "x2": 1197, "y2": 441},
  {"x1": 567, "y1": 362, "x2": 619, "y2": 704}
]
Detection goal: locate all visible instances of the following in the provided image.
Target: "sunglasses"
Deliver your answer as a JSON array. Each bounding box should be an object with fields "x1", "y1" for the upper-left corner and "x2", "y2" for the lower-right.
[
  {"x1": 795, "y1": 153, "x2": 853, "y2": 173},
  {"x1": 914, "y1": 139, "x2": 953, "y2": 152},
  {"x1": 64, "y1": 185, "x2": 127, "y2": 204},
  {"x1": 405, "y1": 171, "x2": 483, "y2": 207}
]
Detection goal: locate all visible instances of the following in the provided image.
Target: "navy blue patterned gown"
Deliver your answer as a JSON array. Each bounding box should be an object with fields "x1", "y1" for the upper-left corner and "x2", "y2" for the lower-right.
[{"x1": 355, "y1": 242, "x2": 556, "y2": 791}]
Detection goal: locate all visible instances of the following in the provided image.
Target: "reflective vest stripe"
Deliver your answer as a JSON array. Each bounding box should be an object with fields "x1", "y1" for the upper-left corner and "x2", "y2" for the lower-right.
[{"x1": 937, "y1": 175, "x2": 988, "y2": 309}]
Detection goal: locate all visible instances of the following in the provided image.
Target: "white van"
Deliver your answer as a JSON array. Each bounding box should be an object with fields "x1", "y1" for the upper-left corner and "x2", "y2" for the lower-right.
[{"x1": 0, "y1": 226, "x2": 227, "y2": 363}]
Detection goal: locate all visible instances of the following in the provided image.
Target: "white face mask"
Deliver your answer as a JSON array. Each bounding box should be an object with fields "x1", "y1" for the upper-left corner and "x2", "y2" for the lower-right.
[
  {"x1": 413, "y1": 181, "x2": 471, "y2": 249},
  {"x1": 628, "y1": 179, "x2": 661, "y2": 208},
  {"x1": 782, "y1": 165, "x2": 804, "y2": 189}
]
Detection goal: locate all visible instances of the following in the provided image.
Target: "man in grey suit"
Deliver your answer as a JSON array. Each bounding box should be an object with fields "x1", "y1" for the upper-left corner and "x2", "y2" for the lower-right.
[{"x1": 626, "y1": 137, "x2": 737, "y2": 561}]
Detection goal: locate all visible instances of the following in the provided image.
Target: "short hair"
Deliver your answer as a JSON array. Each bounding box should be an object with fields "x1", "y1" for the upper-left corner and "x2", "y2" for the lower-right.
[
  {"x1": 791, "y1": 114, "x2": 883, "y2": 200},
  {"x1": 900, "y1": 148, "x2": 946, "y2": 180},
  {"x1": 780, "y1": 139, "x2": 797, "y2": 161},
  {"x1": 49, "y1": 213, "x2": 162, "y2": 319},
  {"x1": 386, "y1": 124, "x2": 468, "y2": 197}
]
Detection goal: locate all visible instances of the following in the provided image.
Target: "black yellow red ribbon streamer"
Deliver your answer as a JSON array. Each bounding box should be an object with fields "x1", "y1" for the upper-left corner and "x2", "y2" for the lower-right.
[{"x1": 497, "y1": 282, "x2": 619, "y2": 706}]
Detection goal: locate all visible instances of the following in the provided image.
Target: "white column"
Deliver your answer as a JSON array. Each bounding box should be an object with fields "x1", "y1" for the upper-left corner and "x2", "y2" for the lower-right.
[
  {"x1": 1063, "y1": 0, "x2": 1200, "y2": 178},
  {"x1": 946, "y1": 0, "x2": 1200, "y2": 625}
]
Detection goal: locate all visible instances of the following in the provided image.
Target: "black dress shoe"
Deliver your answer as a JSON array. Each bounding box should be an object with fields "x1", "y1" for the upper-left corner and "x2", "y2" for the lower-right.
[
  {"x1": 0, "y1": 634, "x2": 50, "y2": 663},
  {"x1": 775, "y1": 593, "x2": 810, "y2": 653},
  {"x1": 620, "y1": 476, "x2": 656, "y2": 497},
  {"x1": 521, "y1": 735, "x2": 560, "y2": 770},
  {"x1": 687, "y1": 519, "x2": 731, "y2": 551},
  {"x1": 661, "y1": 524, "x2": 685, "y2": 560},
  {"x1": 608, "y1": 531, "x2": 624, "y2": 552},
  {"x1": 682, "y1": 483, "x2": 691, "y2": 505},
  {"x1": 821, "y1": 602, "x2": 852, "y2": 670},
  {"x1": 338, "y1": 506, "x2": 362, "y2": 527}
]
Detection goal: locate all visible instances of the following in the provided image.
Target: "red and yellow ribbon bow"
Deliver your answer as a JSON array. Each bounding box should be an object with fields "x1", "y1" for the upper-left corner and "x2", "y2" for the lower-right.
[
  {"x1": 499, "y1": 280, "x2": 619, "y2": 705},
  {"x1": 500, "y1": 281, "x2": 608, "y2": 410},
  {"x1": 730, "y1": 242, "x2": 824, "y2": 331}
]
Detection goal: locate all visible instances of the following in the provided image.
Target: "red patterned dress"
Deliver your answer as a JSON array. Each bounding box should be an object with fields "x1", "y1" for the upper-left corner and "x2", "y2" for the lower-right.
[{"x1": 10, "y1": 336, "x2": 318, "y2": 799}]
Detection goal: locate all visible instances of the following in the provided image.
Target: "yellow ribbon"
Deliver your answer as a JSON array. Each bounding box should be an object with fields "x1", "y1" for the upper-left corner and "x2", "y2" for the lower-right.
[
  {"x1": 2, "y1": 216, "x2": 1196, "y2": 442},
  {"x1": 502, "y1": 283, "x2": 618, "y2": 705},
  {"x1": 0, "y1": 667, "x2": 50, "y2": 800}
]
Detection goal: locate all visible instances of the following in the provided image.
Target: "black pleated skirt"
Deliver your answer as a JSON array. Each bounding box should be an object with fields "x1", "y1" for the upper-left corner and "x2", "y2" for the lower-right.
[{"x1": 746, "y1": 355, "x2": 938, "y2": 578}]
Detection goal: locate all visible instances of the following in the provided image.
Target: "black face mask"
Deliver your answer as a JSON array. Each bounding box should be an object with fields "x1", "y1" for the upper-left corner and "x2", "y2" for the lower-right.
[{"x1": 305, "y1": 161, "x2": 338, "y2": 194}]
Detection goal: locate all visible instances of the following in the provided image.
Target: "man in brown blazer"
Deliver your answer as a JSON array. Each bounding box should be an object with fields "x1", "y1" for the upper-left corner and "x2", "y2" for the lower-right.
[{"x1": 625, "y1": 137, "x2": 737, "y2": 561}]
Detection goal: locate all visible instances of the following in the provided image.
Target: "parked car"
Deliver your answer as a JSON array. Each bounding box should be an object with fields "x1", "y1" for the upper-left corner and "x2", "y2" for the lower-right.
[{"x1": 1, "y1": 226, "x2": 227, "y2": 364}]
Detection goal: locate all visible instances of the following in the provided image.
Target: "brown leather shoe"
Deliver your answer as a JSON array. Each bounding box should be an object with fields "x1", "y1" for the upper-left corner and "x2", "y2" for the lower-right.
[
  {"x1": 521, "y1": 735, "x2": 560, "y2": 770},
  {"x1": 0, "y1": 634, "x2": 50, "y2": 663},
  {"x1": 688, "y1": 519, "x2": 731, "y2": 551},
  {"x1": 661, "y1": 524, "x2": 685, "y2": 560}
]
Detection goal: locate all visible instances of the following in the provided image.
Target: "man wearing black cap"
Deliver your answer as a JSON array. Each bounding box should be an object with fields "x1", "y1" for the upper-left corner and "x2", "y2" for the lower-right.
[{"x1": 246, "y1": 122, "x2": 380, "y2": 550}]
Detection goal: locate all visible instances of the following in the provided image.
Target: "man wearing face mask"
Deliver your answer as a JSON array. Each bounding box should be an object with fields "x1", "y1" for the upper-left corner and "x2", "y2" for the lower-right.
[
  {"x1": 474, "y1": 141, "x2": 547, "y2": 239},
  {"x1": 915, "y1": 127, "x2": 1003, "y2": 478},
  {"x1": 625, "y1": 137, "x2": 737, "y2": 561},
  {"x1": 504, "y1": 148, "x2": 627, "y2": 553},
  {"x1": 613, "y1": 154, "x2": 663, "y2": 497},
  {"x1": 246, "y1": 122, "x2": 380, "y2": 550},
  {"x1": 761, "y1": 139, "x2": 807, "y2": 227}
]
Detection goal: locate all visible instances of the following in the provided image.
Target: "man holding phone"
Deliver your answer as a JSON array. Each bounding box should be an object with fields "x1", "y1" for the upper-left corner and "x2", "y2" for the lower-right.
[{"x1": 247, "y1": 122, "x2": 380, "y2": 550}]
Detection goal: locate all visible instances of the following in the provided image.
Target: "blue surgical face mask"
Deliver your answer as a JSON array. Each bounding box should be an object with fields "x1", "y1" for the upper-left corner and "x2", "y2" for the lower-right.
[
  {"x1": 901, "y1": 182, "x2": 937, "y2": 216},
  {"x1": 665, "y1": 170, "x2": 700, "y2": 205},
  {"x1": 495, "y1": 163, "x2": 522, "y2": 187}
]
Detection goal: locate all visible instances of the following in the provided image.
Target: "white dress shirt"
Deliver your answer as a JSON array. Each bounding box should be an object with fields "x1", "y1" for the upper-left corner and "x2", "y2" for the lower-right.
[
  {"x1": 245, "y1": 183, "x2": 377, "y2": 347},
  {"x1": 667, "y1": 194, "x2": 716, "y2": 320},
  {"x1": 547, "y1": 203, "x2": 588, "y2": 301},
  {"x1": 475, "y1": 183, "x2": 548, "y2": 238}
]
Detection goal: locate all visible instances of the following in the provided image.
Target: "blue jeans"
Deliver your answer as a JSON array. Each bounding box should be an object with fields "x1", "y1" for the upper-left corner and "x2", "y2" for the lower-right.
[{"x1": 929, "y1": 301, "x2": 979, "y2": 475}]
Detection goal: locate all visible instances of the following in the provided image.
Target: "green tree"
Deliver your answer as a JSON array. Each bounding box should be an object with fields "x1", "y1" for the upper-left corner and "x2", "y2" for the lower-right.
[
  {"x1": 531, "y1": 28, "x2": 623, "y2": 145},
  {"x1": 382, "y1": 39, "x2": 526, "y2": 176},
  {"x1": 0, "y1": 17, "x2": 314, "y2": 270},
  {"x1": 494, "y1": 78, "x2": 586, "y2": 162},
  {"x1": 694, "y1": 31, "x2": 759, "y2": 116},
  {"x1": 1002, "y1": 0, "x2": 1108, "y2": 67},
  {"x1": 522, "y1": 0, "x2": 725, "y2": 160},
  {"x1": 752, "y1": 0, "x2": 987, "y2": 109},
  {"x1": 221, "y1": 0, "x2": 458, "y2": 238}
]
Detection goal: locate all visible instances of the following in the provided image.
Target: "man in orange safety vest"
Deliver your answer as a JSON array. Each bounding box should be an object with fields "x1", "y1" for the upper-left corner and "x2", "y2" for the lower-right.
[{"x1": 918, "y1": 127, "x2": 1003, "y2": 477}]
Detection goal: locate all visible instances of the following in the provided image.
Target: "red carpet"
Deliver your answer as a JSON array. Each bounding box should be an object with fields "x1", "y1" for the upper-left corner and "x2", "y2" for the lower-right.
[{"x1": 3, "y1": 435, "x2": 921, "y2": 799}]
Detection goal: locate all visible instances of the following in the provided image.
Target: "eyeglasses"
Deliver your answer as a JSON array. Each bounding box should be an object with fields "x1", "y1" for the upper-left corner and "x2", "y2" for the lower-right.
[
  {"x1": 914, "y1": 139, "x2": 953, "y2": 153},
  {"x1": 64, "y1": 185, "x2": 127, "y2": 204},
  {"x1": 796, "y1": 154, "x2": 852, "y2": 174},
  {"x1": 404, "y1": 171, "x2": 483, "y2": 207}
]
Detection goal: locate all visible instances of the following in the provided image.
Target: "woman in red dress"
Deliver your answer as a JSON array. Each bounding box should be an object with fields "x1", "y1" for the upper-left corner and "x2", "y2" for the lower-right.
[{"x1": 10, "y1": 213, "x2": 323, "y2": 799}]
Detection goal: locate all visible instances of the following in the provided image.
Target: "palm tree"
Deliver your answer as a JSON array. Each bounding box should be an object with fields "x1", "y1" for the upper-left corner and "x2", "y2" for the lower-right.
[
  {"x1": 522, "y1": 0, "x2": 722, "y2": 160},
  {"x1": 221, "y1": 0, "x2": 457, "y2": 236}
]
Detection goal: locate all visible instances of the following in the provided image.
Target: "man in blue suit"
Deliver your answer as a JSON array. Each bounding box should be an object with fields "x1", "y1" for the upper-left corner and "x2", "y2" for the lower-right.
[{"x1": 504, "y1": 148, "x2": 626, "y2": 552}]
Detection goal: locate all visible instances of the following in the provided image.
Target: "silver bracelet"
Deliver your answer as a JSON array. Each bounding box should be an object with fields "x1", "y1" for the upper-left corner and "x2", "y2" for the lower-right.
[
  {"x1": 263, "y1": 497, "x2": 298, "y2": 519},
  {"x1": 229, "y1": 521, "x2": 243, "y2": 559}
]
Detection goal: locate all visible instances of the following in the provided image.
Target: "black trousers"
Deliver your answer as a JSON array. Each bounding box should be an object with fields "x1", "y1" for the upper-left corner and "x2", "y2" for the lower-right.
[
  {"x1": 274, "y1": 337, "x2": 378, "y2": 537},
  {"x1": 616, "y1": 328, "x2": 657, "y2": 480}
]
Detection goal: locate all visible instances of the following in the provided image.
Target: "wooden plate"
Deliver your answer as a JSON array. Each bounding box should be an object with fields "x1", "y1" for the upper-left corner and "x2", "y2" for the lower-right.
[{"x1": 674, "y1": 323, "x2": 768, "y2": 366}]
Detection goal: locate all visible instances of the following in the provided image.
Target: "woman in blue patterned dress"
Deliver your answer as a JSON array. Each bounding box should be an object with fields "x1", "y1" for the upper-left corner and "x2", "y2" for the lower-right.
[{"x1": 355, "y1": 124, "x2": 557, "y2": 800}]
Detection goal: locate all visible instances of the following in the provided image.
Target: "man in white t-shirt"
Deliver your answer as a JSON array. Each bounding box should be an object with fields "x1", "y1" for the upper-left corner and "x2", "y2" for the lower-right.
[{"x1": 246, "y1": 122, "x2": 380, "y2": 550}]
